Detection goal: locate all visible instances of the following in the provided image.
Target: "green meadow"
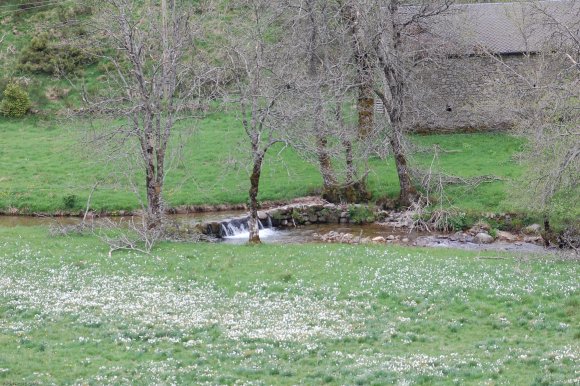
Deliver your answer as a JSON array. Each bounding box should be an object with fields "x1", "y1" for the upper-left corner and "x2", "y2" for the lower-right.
[
  {"x1": 0, "y1": 226, "x2": 578, "y2": 385},
  {"x1": 0, "y1": 115, "x2": 524, "y2": 214},
  {"x1": 0, "y1": 0, "x2": 527, "y2": 217},
  {"x1": 1, "y1": 2, "x2": 578, "y2": 385}
]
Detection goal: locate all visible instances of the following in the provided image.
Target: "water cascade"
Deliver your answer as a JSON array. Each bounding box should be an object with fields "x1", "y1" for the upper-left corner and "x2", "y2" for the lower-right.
[{"x1": 218, "y1": 216, "x2": 276, "y2": 240}]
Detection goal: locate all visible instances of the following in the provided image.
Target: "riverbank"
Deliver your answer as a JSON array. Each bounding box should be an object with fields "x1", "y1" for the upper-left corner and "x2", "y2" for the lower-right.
[
  {"x1": 4, "y1": 202, "x2": 569, "y2": 256},
  {"x1": 0, "y1": 196, "x2": 325, "y2": 218}
]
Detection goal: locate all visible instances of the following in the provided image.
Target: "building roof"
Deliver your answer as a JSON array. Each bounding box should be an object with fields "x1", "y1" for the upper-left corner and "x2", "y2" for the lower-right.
[{"x1": 406, "y1": 0, "x2": 580, "y2": 55}]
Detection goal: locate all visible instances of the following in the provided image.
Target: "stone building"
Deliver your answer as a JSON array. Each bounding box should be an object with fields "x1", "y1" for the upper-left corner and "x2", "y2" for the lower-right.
[{"x1": 396, "y1": 0, "x2": 579, "y2": 133}]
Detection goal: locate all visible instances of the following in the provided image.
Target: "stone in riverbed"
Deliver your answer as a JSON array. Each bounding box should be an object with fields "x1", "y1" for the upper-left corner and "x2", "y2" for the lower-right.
[
  {"x1": 340, "y1": 233, "x2": 354, "y2": 243},
  {"x1": 372, "y1": 236, "x2": 386, "y2": 243},
  {"x1": 523, "y1": 224, "x2": 542, "y2": 235},
  {"x1": 524, "y1": 236, "x2": 544, "y2": 245},
  {"x1": 205, "y1": 222, "x2": 221, "y2": 236},
  {"x1": 468, "y1": 223, "x2": 491, "y2": 236},
  {"x1": 257, "y1": 211, "x2": 268, "y2": 220},
  {"x1": 497, "y1": 230, "x2": 518, "y2": 242},
  {"x1": 474, "y1": 232, "x2": 494, "y2": 244},
  {"x1": 450, "y1": 232, "x2": 470, "y2": 243}
]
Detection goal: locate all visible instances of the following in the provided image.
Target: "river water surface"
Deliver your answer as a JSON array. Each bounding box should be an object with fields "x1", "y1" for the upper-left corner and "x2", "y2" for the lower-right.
[{"x1": 0, "y1": 212, "x2": 553, "y2": 254}]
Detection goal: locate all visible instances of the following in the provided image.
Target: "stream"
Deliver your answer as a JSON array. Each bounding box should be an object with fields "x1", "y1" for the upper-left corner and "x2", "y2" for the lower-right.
[{"x1": 0, "y1": 212, "x2": 552, "y2": 254}]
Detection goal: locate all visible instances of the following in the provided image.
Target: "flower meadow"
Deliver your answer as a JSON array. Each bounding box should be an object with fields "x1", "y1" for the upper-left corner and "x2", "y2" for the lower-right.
[{"x1": 0, "y1": 227, "x2": 578, "y2": 385}]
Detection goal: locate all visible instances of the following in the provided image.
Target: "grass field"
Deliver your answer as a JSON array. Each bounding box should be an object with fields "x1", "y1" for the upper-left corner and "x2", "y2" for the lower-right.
[
  {"x1": 0, "y1": 114, "x2": 524, "y2": 214},
  {"x1": 1, "y1": 4, "x2": 577, "y2": 385},
  {"x1": 0, "y1": 226, "x2": 577, "y2": 384},
  {"x1": 0, "y1": 1, "x2": 528, "y2": 216}
]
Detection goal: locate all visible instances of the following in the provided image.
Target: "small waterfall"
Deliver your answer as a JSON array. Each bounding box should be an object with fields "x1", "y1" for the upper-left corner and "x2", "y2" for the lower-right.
[
  {"x1": 218, "y1": 215, "x2": 275, "y2": 239},
  {"x1": 221, "y1": 220, "x2": 248, "y2": 237}
]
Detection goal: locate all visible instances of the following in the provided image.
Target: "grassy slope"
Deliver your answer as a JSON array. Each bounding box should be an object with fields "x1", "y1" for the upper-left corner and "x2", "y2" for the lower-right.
[
  {"x1": 0, "y1": 226, "x2": 578, "y2": 384},
  {"x1": 0, "y1": 114, "x2": 524, "y2": 213},
  {"x1": 0, "y1": 2, "x2": 530, "y2": 216}
]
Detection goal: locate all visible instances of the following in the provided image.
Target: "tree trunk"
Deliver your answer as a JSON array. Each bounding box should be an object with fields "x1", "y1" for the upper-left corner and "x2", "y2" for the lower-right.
[
  {"x1": 248, "y1": 152, "x2": 264, "y2": 244},
  {"x1": 313, "y1": 88, "x2": 336, "y2": 190},
  {"x1": 343, "y1": 139, "x2": 355, "y2": 185},
  {"x1": 317, "y1": 134, "x2": 337, "y2": 188},
  {"x1": 378, "y1": 3, "x2": 418, "y2": 208},
  {"x1": 390, "y1": 125, "x2": 417, "y2": 207},
  {"x1": 306, "y1": 1, "x2": 337, "y2": 193},
  {"x1": 357, "y1": 86, "x2": 374, "y2": 138},
  {"x1": 143, "y1": 129, "x2": 164, "y2": 230},
  {"x1": 341, "y1": 4, "x2": 374, "y2": 138},
  {"x1": 374, "y1": 75, "x2": 418, "y2": 207},
  {"x1": 388, "y1": 86, "x2": 418, "y2": 206},
  {"x1": 543, "y1": 216, "x2": 553, "y2": 247},
  {"x1": 145, "y1": 169, "x2": 163, "y2": 230}
]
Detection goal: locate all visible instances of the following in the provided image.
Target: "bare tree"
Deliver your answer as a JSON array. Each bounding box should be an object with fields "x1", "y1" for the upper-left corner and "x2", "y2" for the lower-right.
[
  {"x1": 226, "y1": 0, "x2": 292, "y2": 243},
  {"x1": 301, "y1": 0, "x2": 339, "y2": 190},
  {"x1": 493, "y1": 0, "x2": 580, "y2": 244},
  {"x1": 340, "y1": 0, "x2": 375, "y2": 139},
  {"x1": 531, "y1": 0, "x2": 580, "y2": 66},
  {"x1": 84, "y1": 0, "x2": 199, "y2": 231},
  {"x1": 279, "y1": 0, "x2": 373, "y2": 203},
  {"x1": 344, "y1": 0, "x2": 453, "y2": 206},
  {"x1": 275, "y1": 0, "x2": 455, "y2": 206}
]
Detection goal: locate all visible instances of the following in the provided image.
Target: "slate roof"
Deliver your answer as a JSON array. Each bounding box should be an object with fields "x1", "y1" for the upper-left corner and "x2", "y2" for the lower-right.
[{"x1": 406, "y1": 0, "x2": 580, "y2": 55}]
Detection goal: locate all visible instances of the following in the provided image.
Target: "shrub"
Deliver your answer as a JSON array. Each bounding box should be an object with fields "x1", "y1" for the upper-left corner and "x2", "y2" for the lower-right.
[
  {"x1": 548, "y1": 188, "x2": 580, "y2": 232},
  {"x1": 290, "y1": 208, "x2": 306, "y2": 222},
  {"x1": 0, "y1": 83, "x2": 32, "y2": 118},
  {"x1": 348, "y1": 205, "x2": 376, "y2": 224},
  {"x1": 18, "y1": 33, "x2": 97, "y2": 76},
  {"x1": 62, "y1": 194, "x2": 78, "y2": 210},
  {"x1": 322, "y1": 181, "x2": 371, "y2": 204},
  {"x1": 56, "y1": 4, "x2": 93, "y2": 22},
  {"x1": 447, "y1": 212, "x2": 469, "y2": 231},
  {"x1": 0, "y1": 78, "x2": 11, "y2": 96}
]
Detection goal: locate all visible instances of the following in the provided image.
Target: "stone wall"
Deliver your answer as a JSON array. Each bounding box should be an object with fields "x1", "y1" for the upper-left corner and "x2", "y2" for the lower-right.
[
  {"x1": 200, "y1": 204, "x2": 382, "y2": 238},
  {"x1": 267, "y1": 204, "x2": 355, "y2": 227},
  {"x1": 403, "y1": 53, "x2": 564, "y2": 133}
]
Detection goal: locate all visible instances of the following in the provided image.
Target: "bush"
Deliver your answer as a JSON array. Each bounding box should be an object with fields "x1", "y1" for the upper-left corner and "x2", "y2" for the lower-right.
[
  {"x1": 0, "y1": 83, "x2": 32, "y2": 118},
  {"x1": 348, "y1": 205, "x2": 376, "y2": 224},
  {"x1": 322, "y1": 181, "x2": 371, "y2": 204},
  {"x1": 18, "y1": 33, "x2": 97, "y2": 76},
  {"x1": 62, "y1": 194, "x2": 78, "y2": 210},
  {"x1": 447, "y1": 212, "x2": 469, "y2": 231}
]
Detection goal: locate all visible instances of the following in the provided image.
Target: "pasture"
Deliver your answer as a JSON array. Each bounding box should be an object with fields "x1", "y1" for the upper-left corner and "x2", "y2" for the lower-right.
[{"x1": 0, "y1": 227, "x2": 577, "y2": 384}]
